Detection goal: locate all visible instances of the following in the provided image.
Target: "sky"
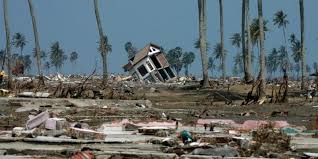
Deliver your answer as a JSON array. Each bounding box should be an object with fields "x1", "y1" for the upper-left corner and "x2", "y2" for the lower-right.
[{"x1": 0, "y1": 0, "x2": 317, "y2": 77}]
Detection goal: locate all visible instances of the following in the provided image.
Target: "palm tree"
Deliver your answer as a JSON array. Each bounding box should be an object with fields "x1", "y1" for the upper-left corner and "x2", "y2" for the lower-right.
[
  {"x1": 182, "y1": 52, "x2": 195, "y2": 76},
  {"x1": 98, "y1": 35, "x2": 112, "y2": 54},
  {"x1": 94, "y1": 0, "x2": 108, "y2": 84},
  {"x1": 70, "y1": 51, "x2": 78, "y2": 65},
  {"x1": 213, "y1": 43, "x2": 227, "y2": 76},
  {"x1": 299, "y1": 0, "x2": 305, "y2": 90},
  {"x1": 230, "y1": 33, "x2": 241, "y2": 50},
  {"x1": 273, "y1": 10, "x2": 289, "y2": 45},
  {"x1": 198, "y1": 0, "x2": 209, "y2": 87},
  {"x1": 32, "y1": 48, "x2": 46, "y2": 62},
  {"x1": 245, "y1": 0, "x2": 253, "y2": 82},
  {"x1": 23, "y1": 55, "x2": 32, "y2": 74},
  {"x1": 233, "y1": 53, "x2": 243, "y2": 76},
  {"x1": 124, "y1": 42, "x2": 137, "y2": 59},
  {"x1": 44, "y1": 61, "x2": 50, "y2": 74},
  {"x1": 250, "y1": 18, "x2": 268, "y2": 46},
  {"x1": 273, "y1": 10, "x2": 289, "y2": 71},
  {"x1": 242, "y1": 0, "x2": 253, "y2": 83},
  {"x1": 257, "y1": 0, "x2": 266, "y2": 98},
  {"x1": 166, "y1": 47, "x2": 183, "y2": 77},
  {"x1": 3, "y1": 0, "x2": 12, "y2": 88},
  {"x1": 12, "y1": 33, "x2": 27, "y2": 56},
  {"x1": 28, "y1": 0, "x2": 43, "y2": 84},
  {"x1": 278, "y1": 46, "x2": 289, "y2": 73},
  {"x1": 241, "y1": 0, "x2": 246, "y2": 79},
  {"x1": 231, "y1": 33, "x2": 243, "y2": 77},
  {"x1": 208, "y1": 57, "x2": 217, "y2": 78},
  {"x1": 219, "y1": 0, "x2": 225, "y2": 80},
  {"x1": 50, "y1": 42, "x2": 67, "y2": 72}
]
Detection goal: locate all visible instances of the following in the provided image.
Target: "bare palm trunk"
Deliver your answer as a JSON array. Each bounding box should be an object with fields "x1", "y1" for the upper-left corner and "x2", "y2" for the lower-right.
[
  {"x1": 246, "y1": 0, "x2": 253, "y2": 81},
  {"x1": 28, "y1": 0, "x2": 44, "y2": 85},
  {"x1": 299, "y1": 0, "x2": 305, "y2": 90},
  {"x1": 3, "y1": 0, "x2": 12, "y2": 88},
  {"x1": 219, "y1": 0, "x2": 225, "y2": 80},
  {"x1": 257, "y1": 0, "x2": 266, "y2": 98},
  {"x1": 198, "y1": 0, "x2": 209, "y2": 88},
  {"x1": 94, "y1": 0, "x2": 108, "y2": 84},
  {"x1": 241, "y1": 0, "x2": 246, "y2": 80}
]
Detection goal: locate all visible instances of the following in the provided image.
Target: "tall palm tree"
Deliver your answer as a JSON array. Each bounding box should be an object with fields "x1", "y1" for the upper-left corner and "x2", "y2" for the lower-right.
[
  {"x1": 12, "y1": 33, "x2": 27, "y2": 56},
  {"x1": 94, "y1": 0, "x2": 108, "y2": 84},
  {"x1": 273, "y1": 10, "x2": 289, "y2": 71},
  {"x1": 257, "y1": 0, "x2": 266, "y2": 98},
  {"x1": 245, "y1": 0, "x2": 253, "y2": 82},
  {"x1": 198, "y1": 0, "x2": 209, "y2": 87},
  {"x1": 299, "y1": 0, "x2": 305, "y2": 90},
  {"x1": 3, "y1": 0, "x2": 12, "y2": 88},
  {"x1": 219, "y1": 0, "x2": 225, "y2": 80},
  {"x1": 28, "y1": 0, "x2": 44, "y2": 84}
]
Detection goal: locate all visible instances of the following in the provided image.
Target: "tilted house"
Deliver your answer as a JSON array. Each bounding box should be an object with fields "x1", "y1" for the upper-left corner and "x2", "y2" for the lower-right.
[{"x1": 123, "y1": 43, "x2": 176, "y2": 82}]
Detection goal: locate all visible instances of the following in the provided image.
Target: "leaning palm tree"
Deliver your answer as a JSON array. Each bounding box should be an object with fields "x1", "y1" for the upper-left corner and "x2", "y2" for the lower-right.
[
  {"x1": 299, "y1": 0, "x2": 305, "y2": 90},
  {"x1": 2, "y1": 0, "x2": 12, "y2": 88},
  {"x1": 257, "y1": 0, "x2": 266, "y2": 99},
  {"x1": 219, "y1": 0, "x2": 225, "y2": 80},
  {"x1": 94, "y1": 0, "x2": 108, "y2": 84},
  {"x1": 28, "y1": 0, "x2": 44, "y2": 84},
  {"x1": 198, "y1": 0, "x2": 209, "y2": 87},
  {"x1": 12, "y1": 33, "x2": 27, "y2": 56}
]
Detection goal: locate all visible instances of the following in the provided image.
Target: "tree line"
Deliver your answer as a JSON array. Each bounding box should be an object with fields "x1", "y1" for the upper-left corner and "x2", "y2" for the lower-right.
[
  {"x1": 0, "y1": 32, "x2": 79, "y2": 75},
  {"x1": 1, "y1": 0, "x2": 313, "y2": 92}
]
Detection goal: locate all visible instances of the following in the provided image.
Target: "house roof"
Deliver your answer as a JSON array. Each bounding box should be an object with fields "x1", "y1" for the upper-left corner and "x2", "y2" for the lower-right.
[{"x1": 130, "y1": 43, "x2": 161, "y2": 66}]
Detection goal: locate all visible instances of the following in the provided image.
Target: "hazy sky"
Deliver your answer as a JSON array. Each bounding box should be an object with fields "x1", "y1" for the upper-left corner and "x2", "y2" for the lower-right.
[{"x1": 0, "y1": 0, "x2": 317, "y2": 76}]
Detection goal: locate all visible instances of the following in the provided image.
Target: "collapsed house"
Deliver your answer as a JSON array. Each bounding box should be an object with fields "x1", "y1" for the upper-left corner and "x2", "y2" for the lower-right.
[{"x1": 123, "y1": 43, "x2": 176, "y2": 82}]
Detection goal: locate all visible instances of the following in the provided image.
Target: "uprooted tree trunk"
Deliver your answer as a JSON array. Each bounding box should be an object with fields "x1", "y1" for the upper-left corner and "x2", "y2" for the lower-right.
[{"x1": 270, "y1": 68, "x2": 288, "y2": 103}]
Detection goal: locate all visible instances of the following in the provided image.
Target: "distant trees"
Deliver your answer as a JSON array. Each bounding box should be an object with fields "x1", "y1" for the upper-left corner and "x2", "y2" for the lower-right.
[
  {"x1": 12, "y1": 33, "x2": 27, "y2": 56},
  {"x1": 124, "y1": 42, "x2": 138, "y2": 59},
  {"x1": 213, "y1": 43, "x2": 227, "y2": 74},
  {"x1": 50, "y1": 42, "x2": 67, "y2": 72},
  {"x1": 70, "y1": 51, "x2": 78, "y2": 65},
  {"x1": 230, "y1": 33, "x2": 243, "y2": 76},
  {"x1": 182, "y1": 52, "x2": 195, "y2": 76},
  {"x1": 166, "y1": 47, "x2": 195, "y2": 77},
  {"x1": 166, "y1": 47, "x2": 183, "y2": 76}
]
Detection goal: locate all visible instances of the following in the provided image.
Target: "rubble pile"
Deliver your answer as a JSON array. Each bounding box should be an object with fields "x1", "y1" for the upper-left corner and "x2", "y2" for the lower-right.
[{"x1": 8, "y1": 110, "x2": 107, "y2": 141}]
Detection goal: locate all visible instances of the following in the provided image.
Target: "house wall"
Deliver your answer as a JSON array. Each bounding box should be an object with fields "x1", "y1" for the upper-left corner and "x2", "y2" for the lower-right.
[{"x1": 131, "y1": 57, "x2": 156, "y2": 81}]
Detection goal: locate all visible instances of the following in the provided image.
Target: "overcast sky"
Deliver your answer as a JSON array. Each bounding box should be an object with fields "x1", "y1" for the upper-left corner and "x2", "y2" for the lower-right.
[{"x1": 0, "y1": 0, "x2": 317, "y2": 76}]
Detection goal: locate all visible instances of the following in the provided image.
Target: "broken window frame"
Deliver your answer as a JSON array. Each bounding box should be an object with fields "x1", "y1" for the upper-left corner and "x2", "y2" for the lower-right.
[
  {"x1": 146, "y1": 61, "x2": 154, "y2": 71},
  {"x1": 137, "y1": 65, "x2": 149, "y2": 77}
]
